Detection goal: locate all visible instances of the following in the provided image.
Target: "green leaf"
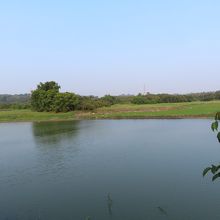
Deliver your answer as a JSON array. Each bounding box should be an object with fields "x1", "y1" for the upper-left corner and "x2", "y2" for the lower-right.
[
  {"x1": 211, "y1": 122, "x2": 215, "y2": 131},
  {"x1": 215, "y1": 112, "x2": 220, "y2": 121},
  {"x1": 217, "y1": 132, "x2": 220, "y2": 143},
  {"x1": 215, "y1": 165, "x2": 220, "y2": 173},
  {"x1": 203, "y1": 167, "x2": 211, "y2": 177},
  {"x1": 211, "y1": 165, "x2": 217, "y2": 174},
  {"x1": 212, "y1": 173, "x2": 220, "y2": 181},
  {"x1": 211, "y1": 121, "x2": 218, "y2": 132}
]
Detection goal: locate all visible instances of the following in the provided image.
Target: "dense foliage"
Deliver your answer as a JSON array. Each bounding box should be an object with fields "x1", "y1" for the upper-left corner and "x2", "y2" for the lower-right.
[
  {"x1": 31, "y1": 81, "x2": 117, "y2": 112},
  {"x1": 0, "y1": 103, "x2": 30, "y2": 110},
  {"x1": 31, "y1": 81, "x2": 77, "y2": 112},
  {"x1": 53, "y1": 93, "x2": 80, "y2": 112}
]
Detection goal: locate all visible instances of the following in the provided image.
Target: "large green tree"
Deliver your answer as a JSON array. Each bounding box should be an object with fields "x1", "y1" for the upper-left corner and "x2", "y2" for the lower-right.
[
  {"x1": 31, "y1": 81, "x2": 60, "y2": 112},
  {"x1": 31, "y1": 81, "x2": 81, "y2": 112}
]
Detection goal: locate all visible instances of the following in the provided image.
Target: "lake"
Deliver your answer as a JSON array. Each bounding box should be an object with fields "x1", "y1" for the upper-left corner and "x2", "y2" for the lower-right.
[{"x1": 0, "y1": 120, "x2": 220, "y2": 220}]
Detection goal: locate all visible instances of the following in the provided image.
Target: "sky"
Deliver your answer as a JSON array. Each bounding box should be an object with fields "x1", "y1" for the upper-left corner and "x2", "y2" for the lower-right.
[{"x1": 0, "y1": 0, "x2": 220, "y2": 96}]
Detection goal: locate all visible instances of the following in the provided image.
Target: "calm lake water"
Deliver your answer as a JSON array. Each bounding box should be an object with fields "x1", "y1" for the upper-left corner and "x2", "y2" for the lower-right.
[{"x1": 0, "y1": 120, "x2": 220, "y2": 220}]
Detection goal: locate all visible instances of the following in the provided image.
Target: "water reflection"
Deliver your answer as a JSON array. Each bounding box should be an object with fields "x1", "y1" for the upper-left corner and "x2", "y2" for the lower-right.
[
  {"x1": 32, "y1": 121, "x2": 79, "y2": 147},
  {"x1": 157, "y1": 206, "x2": 168, "y2": 217},
  {"x1": 31, "y1": 121, "x2": 81, "y2": 183}
]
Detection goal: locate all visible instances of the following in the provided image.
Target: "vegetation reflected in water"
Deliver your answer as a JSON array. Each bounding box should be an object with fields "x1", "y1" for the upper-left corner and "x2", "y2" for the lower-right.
[{"x1": 32, "y1": 121, "x2": 80, "y2": 146}]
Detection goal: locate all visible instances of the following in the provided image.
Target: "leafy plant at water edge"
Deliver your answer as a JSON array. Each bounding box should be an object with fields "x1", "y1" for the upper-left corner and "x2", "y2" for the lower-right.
[{"x1": 203, "y1": 112, "x2": 220, "y2": 181}]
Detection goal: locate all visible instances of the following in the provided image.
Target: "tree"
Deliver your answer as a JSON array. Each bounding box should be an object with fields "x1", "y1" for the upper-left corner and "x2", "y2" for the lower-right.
[
  {"x1": 37, "y1": 81, "x2": 60, "y2": 92},
  {"x1": 31, "y1": 81, "x2": 60, "y2": 112}
]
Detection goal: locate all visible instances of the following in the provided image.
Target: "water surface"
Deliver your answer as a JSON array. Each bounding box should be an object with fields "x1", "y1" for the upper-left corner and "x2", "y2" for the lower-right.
[{"x1": 0, "y1": 120, "x2": 219, "y2": 220}]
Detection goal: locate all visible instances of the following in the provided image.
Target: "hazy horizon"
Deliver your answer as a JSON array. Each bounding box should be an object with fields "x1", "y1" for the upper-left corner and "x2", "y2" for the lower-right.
[
  {"x1": 1, "y1": 0, "x2": 220, "y2": 96},
  {"x1": 1, "y1": 88, "x2": 220, "y2": 97}
]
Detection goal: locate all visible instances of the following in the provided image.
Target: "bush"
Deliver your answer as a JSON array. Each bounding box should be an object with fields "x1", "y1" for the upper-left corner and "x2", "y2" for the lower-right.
[
  {"x1": 76, "y1": 97, "x2": 99, "y2": 111},
  {"x1": 53, "y1": 93, "x2": 80, "y2": 112},
  {"x1": 100, "y1": 95, "x2": 117, "y2": 106}
]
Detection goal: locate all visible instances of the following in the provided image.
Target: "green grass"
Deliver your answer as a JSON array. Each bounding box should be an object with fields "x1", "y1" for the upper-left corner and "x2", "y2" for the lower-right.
[
  {"x1": 0, "y1": 101, "x2": 220, "y2": 122},
  {"x1": 80, "y1": 101, "x2": 220, "y2": 119}
]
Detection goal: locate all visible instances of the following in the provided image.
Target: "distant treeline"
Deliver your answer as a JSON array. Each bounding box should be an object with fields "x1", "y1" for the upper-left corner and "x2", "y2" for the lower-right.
[
  {"x1": 0, "y1": 94, "x2": 30, "y2": 104},
  {"x1": 0, "y1": 82, "x2": 220, "y2": 111},
  {"x1": 131, "y1": 91, "x2": 220, "y2": 104},
  {"x1": 0, "y1": 94, "x2": 30, "y2": 110}
]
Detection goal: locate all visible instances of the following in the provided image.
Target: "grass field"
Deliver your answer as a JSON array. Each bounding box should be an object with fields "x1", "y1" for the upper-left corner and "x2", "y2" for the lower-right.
[
  {"x1": 78, "y1": 101, "x2": 220, "y2": 119},
  {"x1": 0, "y1": 101, "x2": 220, "y2": 122}
]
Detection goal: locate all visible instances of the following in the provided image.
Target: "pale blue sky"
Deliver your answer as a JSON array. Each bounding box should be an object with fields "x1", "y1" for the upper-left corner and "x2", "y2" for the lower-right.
[{"x1": 0, "y1": 0, "x2": 220, "y2": 96}]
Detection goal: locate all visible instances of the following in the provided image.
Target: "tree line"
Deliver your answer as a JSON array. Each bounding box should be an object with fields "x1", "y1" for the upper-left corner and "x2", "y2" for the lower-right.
[
  {"x1": 0, "y1": 81, "x2": 220, "y2": 111},
  {"x1": 131, "y1": 91, "x2": 220, "y2": 104},
  {"x1": 0, "y1": 94, "x2": 30, "y2": 110}
]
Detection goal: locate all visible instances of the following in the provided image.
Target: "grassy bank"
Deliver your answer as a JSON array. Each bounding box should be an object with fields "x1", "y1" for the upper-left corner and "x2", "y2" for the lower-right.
[
  {"x1": 78, "y1": 101, "x2": 220, "y2": 119},
  {"x1": 0, "y1": 101, "x2": 220, "y2": 122},
  {"x1": 0, "y1": 110, "x2": 75, "y2": 122}
]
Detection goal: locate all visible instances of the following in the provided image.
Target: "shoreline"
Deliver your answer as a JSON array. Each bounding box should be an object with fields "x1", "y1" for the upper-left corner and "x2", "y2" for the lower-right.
[
  {"x1": 0, "y1": 101, "x2": 219, "y2": 123},
  {"x1": 0, "y1": 115, "x2": 213, "y2": 123}
]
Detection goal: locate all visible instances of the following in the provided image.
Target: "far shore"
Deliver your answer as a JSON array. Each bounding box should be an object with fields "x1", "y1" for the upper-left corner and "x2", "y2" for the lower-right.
[
  {"x1": 0, "y1": 101, "x2": 219, "y2": 122},
  {"x1": 0, "y1": 115, "x2": 214, "y2": 123}
]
